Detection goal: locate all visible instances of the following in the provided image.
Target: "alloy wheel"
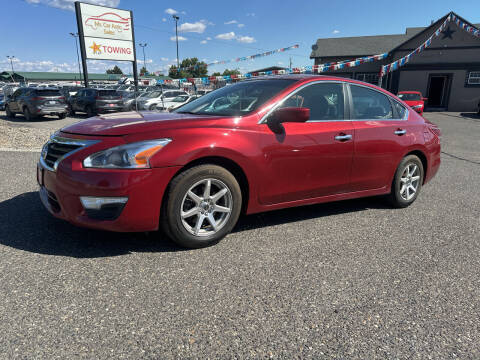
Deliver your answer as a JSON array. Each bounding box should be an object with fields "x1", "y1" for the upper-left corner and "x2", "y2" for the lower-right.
[
  {"x1": 180, "y1": 178, "x2": 233, "y2": 237},
  {"x1": 399, "y1": 163, "x2": 421, "y2": 201}
]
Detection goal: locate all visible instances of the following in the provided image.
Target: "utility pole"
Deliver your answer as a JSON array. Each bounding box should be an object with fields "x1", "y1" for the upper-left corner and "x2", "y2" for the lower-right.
[
  {"x1": 289, "y1": 57, "x2": 292, "y2": 70},
  {"x1": 173, "y1": 15, "x2": 180, "y2": 69},
  {"x1": 139, "y1": 42, "x2": 147, "y2": 74},
  {"x1": 70, "y1": 32, "x2": 82, "y2": 85},
  {"x1": 6, "y1": 56, "x2": 15, "y2": 83}
]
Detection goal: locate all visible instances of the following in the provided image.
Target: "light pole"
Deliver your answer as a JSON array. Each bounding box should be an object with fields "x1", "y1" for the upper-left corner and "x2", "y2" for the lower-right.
[
  {"x1": 172, "y1": 15, "x2": 180, "y2": 69},
  {"x1": 69, "y1": 32, "x2": 82, "y2": 84},
  {"x1": 6, "y1": 56, "x2": 15, "y2": 82},
  {"x1": 138, "y1": 42, "x2": 147, "y2": 74}
]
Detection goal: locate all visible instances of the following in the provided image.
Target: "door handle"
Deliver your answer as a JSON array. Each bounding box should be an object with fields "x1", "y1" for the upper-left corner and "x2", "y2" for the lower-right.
[
  {"x1": 334, "y1": 134, "x2": 352, "y2": 142},
  {"x1": 394, "y1": 129, "x2": 407, "y2": 136}
]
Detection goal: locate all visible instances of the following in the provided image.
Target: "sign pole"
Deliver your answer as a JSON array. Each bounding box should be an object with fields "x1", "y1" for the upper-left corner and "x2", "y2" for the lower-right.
[
  {"x1": 130, "y1": 9, "x2": 139, "y2": 92},
  {"x1": 75, "y1": 1, "x2": 89, "y2": 88}
]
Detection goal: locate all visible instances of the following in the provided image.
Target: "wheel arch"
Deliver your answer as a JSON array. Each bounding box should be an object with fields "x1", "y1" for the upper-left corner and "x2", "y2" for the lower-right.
[
  {"x1": 164, "y1": 156, "x2": 250, "y2": 215},
  {"x1": 405, "y1": 149, "x2": 428, "y2": 184}
]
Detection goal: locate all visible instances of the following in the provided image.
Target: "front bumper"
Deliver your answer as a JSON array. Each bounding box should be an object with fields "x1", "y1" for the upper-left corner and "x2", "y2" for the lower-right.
[{"x1": 37, "y1": 159, "x2": 181, "y2": 232}]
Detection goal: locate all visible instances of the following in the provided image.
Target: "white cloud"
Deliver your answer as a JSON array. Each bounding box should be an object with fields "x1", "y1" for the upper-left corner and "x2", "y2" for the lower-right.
[
  {"x1": 206, "y1": 37, "x2": 212, "y2": 40},
  {"x1": 332, "y1": 30, "x2": 340, "y2": 34},
  {"x1": 200, "y1": 40, "x2": 207, "y2": 44},
  {"x1": 162, "y1": 18, "x2": 167, "y2": 22},
  {"x1": 224, "y1": 20, "x2": 238, "y2": 25},
  {"x1": 215, "y1": 32, "x2": 236, "y2": 40},
  {"x1": 170, "y1": 35, "x2": 187, "y2": 41},
  {"x1": 178, "y1": 21, "x2": 206, "y2": 33},
  {"x1": 237, "y1": 23, "x2": 245, "y2": 28},
  {"x1": 25, "y1": 0, "x2": 120, "y2": 11},
  {"x1": 246, "y1": 12, "x2": 255, "y2": 17},
  {"x1": 165, "y1": 8, "x2": 178, "y2": 15},
  {"x1": 161, "y1": 57, "x2": 169, "y2": 61},
  {"x1": 200, "y1": 19, "x2": 215, "y2": 26},
  {"x1": 237, "y1": 35, "x2": 255, "y2": 43}
]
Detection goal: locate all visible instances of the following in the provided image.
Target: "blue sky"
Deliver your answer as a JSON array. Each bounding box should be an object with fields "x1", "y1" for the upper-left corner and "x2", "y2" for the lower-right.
[{"x1": 1, "y1": 0, "x2": 479, "y2": 76}]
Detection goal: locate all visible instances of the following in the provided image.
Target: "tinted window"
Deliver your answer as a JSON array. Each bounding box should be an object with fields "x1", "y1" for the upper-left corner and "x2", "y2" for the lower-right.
[
  {"x1": 34, "y1": 89, "x2": 61, "y2": 96},
  {"x1": 392, "y1": 101, "x2": 407, "y2": 119},
  {"x1": 350, "y1": 85, "x2": 393, "y2": 120},
  {"x1": 98, "y1": 90, "x2": 118, "y2": 96},
  {"x1": 398, "y1": 93, "x2": 421, "y2": 101},
  {"x1": 174, "y1": 79, "x2": 296, "y2": 116},
  {"x1": 277, "y1": 82, "x2": 344, "y2": 120}
]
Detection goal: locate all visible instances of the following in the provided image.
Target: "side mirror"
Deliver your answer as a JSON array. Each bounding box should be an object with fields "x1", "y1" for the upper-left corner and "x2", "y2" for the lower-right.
[
  {"x1": 267, "y1": 107, "x2": 310, "y2": 133},
  {"x1": 422, "y1": 97, "x2": 428, "y2": 102}
]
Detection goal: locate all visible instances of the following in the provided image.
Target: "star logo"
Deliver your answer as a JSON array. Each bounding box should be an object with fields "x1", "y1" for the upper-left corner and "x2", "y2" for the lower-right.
[
  {"x1": 441, "y1": 26, "x2": 455, "y2": 40},
  {"x1": 89, "y1": 42, "x2": 102, "y2": 54}
]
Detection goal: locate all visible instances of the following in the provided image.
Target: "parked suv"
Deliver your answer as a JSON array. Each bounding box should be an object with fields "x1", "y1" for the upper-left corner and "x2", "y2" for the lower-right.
[
  {"x1": 5, "y1": 88, "x2": 68, "y2": 120},
  {"x1": 138, "y1": 90, "x2": 188, "y2": 111},
  {"x1": 69, "y1": 88, "x2": 123, "y2": 117}
]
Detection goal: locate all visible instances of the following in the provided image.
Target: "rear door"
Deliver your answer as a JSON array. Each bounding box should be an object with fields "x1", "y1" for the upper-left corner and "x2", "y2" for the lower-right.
[
  {"x1": 9, "y1": 89, "x2": 24, "y2": 112},
  {"x1": 258, "y1": 81, "x2": 354, "y2": 204},
  {"x1": 348, "y1": 83, "x2": 412, "y2": 191}
]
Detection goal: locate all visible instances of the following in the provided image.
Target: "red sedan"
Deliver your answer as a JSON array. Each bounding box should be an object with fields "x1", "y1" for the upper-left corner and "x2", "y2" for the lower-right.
[
  {"x1": 38, "y1": 75, "x2": 441, "y2": 248},
  {"x1": 397, "y1": 91, "x2": 427, "y2": 115}
]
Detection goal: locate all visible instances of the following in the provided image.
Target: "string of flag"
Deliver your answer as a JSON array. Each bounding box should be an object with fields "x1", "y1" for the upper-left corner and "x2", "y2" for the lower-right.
[
  {"x1": 174, "y1": 44, "x2": 300, "y2": 72},
  {"x1": 380, "y1": 13, "x2": 479, "y2": 77}
]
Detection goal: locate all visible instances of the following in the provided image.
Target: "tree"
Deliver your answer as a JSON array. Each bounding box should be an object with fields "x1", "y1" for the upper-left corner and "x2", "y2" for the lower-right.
[
  {"x1": 106, "y1": 65, "x2": 123, "y2": 74},
  {"x1": 211, "y1": 72, "x2": 221, "y2": 77},
  {"x1": 168, "y1": 57, "x2": 208, "y2": 79},
  {"x1": 139, "y1": 66, "x2": 147, "y2": 75},
  {"x1": 222, "y1": 69, "x2": 240, "y2": 76}
]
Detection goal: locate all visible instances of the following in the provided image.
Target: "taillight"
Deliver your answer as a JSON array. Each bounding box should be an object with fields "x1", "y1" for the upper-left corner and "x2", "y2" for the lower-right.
[{"x1": 31, "y1": 97, "x2": 44, "y2": 101}]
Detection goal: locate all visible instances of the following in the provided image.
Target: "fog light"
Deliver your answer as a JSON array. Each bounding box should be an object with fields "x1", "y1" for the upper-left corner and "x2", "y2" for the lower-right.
[{"x1": 80, "y1": 196, "x2": 128, "y2": 220}]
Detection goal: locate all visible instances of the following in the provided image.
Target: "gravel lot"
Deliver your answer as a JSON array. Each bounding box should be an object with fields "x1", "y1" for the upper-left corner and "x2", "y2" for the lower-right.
[{"x1": 0, "y1": 112, "x2": 479, "y2": 359}]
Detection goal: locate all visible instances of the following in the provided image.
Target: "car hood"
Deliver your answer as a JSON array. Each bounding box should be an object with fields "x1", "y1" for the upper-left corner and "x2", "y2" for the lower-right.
[
  {"x1": 404, "y1": 100, "x2": 424, "y2": 106},
  {"x1": 61, "y1": 111, "x2": 223, "y2": 136}
]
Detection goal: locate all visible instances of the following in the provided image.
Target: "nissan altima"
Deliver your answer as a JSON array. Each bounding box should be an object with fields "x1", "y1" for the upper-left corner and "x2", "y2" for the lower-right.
[{"x1": 38, "y1": 75, "x2": 441, "y2": 248}]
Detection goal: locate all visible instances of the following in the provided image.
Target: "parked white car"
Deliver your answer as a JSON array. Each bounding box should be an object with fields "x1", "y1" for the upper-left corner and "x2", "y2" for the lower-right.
[
  {"x1": 138, "y1": 90, "x2": 188, "y2": 110},
  {"x1": 156, "y1": 94, "x2": 200, "y2": 112}
]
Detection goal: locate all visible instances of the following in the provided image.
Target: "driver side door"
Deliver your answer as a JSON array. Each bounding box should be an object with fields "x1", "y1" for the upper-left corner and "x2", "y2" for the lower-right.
[{"x1": 258, "y1": 82, "x2": 355, "y2": 205}]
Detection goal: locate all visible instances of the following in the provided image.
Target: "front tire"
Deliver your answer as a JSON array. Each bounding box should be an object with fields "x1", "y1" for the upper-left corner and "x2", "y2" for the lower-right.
[
  {"x1": 388, "y1": 155, "x2": 424, "y2": 208},
  {"x1": 5, "y1": 105, "x2": 15, "y2": 118},
  {"x1": 161, "y1": 165, "x2": 242, "y2": 248},
  {"x1": 23, "y1": 107, "x2": 35, "y2": 121}
]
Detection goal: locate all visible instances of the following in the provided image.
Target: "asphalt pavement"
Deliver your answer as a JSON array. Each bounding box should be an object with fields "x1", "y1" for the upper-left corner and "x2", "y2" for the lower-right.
[{"x1": 0, "y1": 112, "x2": 479, "y2": 359}]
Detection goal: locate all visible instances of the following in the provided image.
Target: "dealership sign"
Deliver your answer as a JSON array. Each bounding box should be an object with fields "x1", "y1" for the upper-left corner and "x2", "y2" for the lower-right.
[{"x1": 74, "y1": 1, "x2": 138, "y2": 87}]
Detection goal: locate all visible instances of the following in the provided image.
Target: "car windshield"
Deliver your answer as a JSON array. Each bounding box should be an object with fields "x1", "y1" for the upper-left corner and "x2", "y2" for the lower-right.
[
  {"x1": 146, "y1": 91, "x2": 162, "y2": 98},
  {"x1": 174, "y1": 79, "x2": 296, "y2": 116},
  {"x1": 98, "y1": 90, "x2": 118, "y2": 96},
  {"x1": 172, "y1": 95, "x2": 189, "y2": 102},
  {"x1": 398, "y1": 93, "x2": 421, "y2": 101}
]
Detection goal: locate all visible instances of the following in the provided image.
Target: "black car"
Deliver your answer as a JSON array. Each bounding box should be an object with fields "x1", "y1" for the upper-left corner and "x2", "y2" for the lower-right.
[
  {"x1": 5, "y1": 88, "x2": 68, "y2": 120},
  {"x1": 0, "y1": 93, "x2": 5, "y2": 111},
  {"x1": 68, "y1": 88, "x2": 124, "y2": 117}
]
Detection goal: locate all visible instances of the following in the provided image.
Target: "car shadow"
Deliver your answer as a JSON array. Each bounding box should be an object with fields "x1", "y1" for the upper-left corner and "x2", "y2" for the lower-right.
[{"x1": 0, "y1": 191, "x2": 390, "y2": 258}]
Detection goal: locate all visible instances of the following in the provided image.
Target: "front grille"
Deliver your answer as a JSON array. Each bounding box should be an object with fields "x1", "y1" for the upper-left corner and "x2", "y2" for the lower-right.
[{"x1": 44, "y1": 142, "x2": 83, "y2": 170}]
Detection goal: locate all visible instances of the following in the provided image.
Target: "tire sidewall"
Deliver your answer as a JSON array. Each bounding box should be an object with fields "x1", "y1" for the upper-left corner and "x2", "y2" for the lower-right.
[
  {"x1": 23, "y1": 107, "x2": 32, "y2": 121},
  {"x1": 392, "y1": 155, "x2": 424, "y2": 207},
  {"x1": 164, "y1": 165, "x2": 242, "y2": 248}
]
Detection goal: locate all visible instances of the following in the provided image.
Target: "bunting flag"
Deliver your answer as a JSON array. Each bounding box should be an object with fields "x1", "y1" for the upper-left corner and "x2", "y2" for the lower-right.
[
  {"x1": 174, "y1": 44, "x2": 300, "y2": 72},
  {"x1": 313, "y1": 53, "x2": 389, "y2": 73},
  {"x1": 380, "y1": 13, "x2": 480, "y2": 77}
]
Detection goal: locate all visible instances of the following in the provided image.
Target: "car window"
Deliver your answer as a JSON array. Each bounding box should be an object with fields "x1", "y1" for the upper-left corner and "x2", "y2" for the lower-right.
[
  {"x1": 350, "y1": 85, "x2": 393, "y2": 120},
  {"x1": 13, "y1": 89, "x2": 22, "y2": 97},
  {"x1": 277, "y1": 82, "x2": 345, "y2": 121},
  {"x1": 174, "y1": 79, "x2": 296, "y2": 116},
  {"x1": 398, "y1": 93, "x2": 421, "y2": 101},
  {"x1": 392, "y1": 101, "x2": 407, "y2": 119},
  {"x1": 35, "y1": 89, "x2": 61, "y2": 96}
]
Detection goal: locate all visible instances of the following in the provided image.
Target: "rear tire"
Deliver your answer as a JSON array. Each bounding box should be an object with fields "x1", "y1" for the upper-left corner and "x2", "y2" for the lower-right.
[
  {"x1": 58, "y1": 113, "x2": 66, "y2": 119},
  {"x1": 5, "y1": 105, "x2": 15, "y2": 118},
  {"x1": 23, "y1": 107, "x2": 35, "y2": 121},
  {"x1": 161, "y1": 165, "x2": 242, "y2": 248},
  {"x1": 86, "y1": 105, "x2": 96, "y2": 117},
  {"x1": 388, "y1": 155, "x2": 424, "y2": 208}
]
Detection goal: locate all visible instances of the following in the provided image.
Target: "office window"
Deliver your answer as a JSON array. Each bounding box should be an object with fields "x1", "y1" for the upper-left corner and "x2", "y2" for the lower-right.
[{"x1": 467, "y1": 71, "x2": 480, "y2": 85}]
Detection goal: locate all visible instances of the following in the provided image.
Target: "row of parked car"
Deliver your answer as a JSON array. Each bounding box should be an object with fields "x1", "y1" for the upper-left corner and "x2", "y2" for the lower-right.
[{"x1": 0, "y1": 83, "x2": 212, "y2": 120}]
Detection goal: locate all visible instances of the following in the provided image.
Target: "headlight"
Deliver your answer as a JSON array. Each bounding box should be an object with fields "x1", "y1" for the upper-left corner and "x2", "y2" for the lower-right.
[{"x1": 83, "y1": 139, "x2": 171, "y2": 169}]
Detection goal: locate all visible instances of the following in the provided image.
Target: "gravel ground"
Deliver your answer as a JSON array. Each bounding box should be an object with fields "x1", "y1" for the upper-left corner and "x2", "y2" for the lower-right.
[{"x1": 0, "y1": 112, "x2": 479, "y2": 359}]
